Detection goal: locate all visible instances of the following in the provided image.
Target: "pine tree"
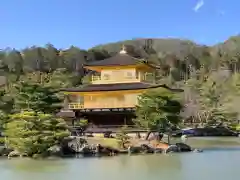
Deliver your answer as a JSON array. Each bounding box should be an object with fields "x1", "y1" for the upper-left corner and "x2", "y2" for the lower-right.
[
  {"x1": 134, "y1": 88, "x2": 183, "y2": 140},
  {"x1": 14, "y1": 82, "x2": 61, "y2": 114}
]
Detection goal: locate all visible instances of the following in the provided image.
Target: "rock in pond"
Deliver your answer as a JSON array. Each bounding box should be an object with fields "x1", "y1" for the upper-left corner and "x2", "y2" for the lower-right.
[
  {"x1": 66, "y1": 137, "x2": 88, "y2": 153},
  {"x1": 140, "y1": 144, "x2": 155, "y2": 153},
  {"x1": 127, "y1": 144, "x2": 163, "y2": 154},
  {"x1": 175, "y1": 143, "x2": 192, "y2": 152},
  {"x1": 95, "y1": 144, "x2": 119, "y2": 156},
  {"x1": 165, "y1": 145, "x2": 180, "y2": 153},
  {"x1": 8, "y1": 150, "x2": 27, "y2": 158},
  {"x1": 192, "y1": 148, "x2": 203, "y2": 153},
  {"x1": 48, "y1": 145, "x2": 63, "y2": 157},
  {"x1": 127, "y1": 146, "x2": 143, "y2": 154},
  {"x1": 0, "y1": 147, "x2": 13, "y2": 156},
  {"x1": 77, "y1": 144, "x2": 120, "y2": 156}
]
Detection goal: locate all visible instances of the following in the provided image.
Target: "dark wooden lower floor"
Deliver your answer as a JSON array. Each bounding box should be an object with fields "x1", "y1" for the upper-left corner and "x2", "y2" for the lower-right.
[
  {"x1": 61, "y1": 108, "x2": 139, "y2": 133},
  {"x1": 75, "y1": 110, "x2": 136, "y2": 126}
]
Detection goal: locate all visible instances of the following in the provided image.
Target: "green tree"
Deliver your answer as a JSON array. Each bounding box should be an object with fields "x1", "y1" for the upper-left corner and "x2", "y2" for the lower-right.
[
  {"x1": 0, "y1": 110, "x2": 8, "y2": 130},
  {"x1": 224, "y1": 73, "x2": 240, "y2": 123},
  {"x1": 5, "y1": 111, "x2": 70, "y2": 157},
  {"x1": 0, "y1": 53, "x2": 9, "y2": 74},
  {"x1": 0, "y1": 89, "x2": 13, "y2": 129},
  {"x1": 134, "y1": 88, "x2": 183, "y2": 140},
  {"x1": 61, "y1": 46, "x2": 87, "y2": 85},
  {"x1": 0, "y1": 89, "x2": 14, "y2": 113},
  {"x1": 45, "y1": 68, "x2": 75, "y2": 89},
  {"x1": 44, "y1": 43, "x2": 61, "y2": 72},
  {"x1": 3, "y1": 49, "x2": 24, "y2": 81},
  {"x1": 116, "y1": 125, "x2": 130, "y2": 149},
  {"x1": 185, "y1": 73, "x2": 238, "y2": 126},
  {"x1": 14, "y1": 82, "x2": 61, "y2": 113}
]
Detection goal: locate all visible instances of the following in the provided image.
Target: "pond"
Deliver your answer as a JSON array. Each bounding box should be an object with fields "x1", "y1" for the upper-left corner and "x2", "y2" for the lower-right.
[{"x1": 0, "y1": 137, "x2": 240, "y2": 180}]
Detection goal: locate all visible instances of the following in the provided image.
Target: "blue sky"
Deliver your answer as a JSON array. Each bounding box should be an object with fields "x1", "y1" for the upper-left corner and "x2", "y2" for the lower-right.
[{"x1": 1, "y1": 0, "x2": 239, "y2": 50}]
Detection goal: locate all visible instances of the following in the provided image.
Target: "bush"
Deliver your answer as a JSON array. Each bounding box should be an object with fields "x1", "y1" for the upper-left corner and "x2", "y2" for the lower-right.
[
  {"x1": 0, "y1": 137, "x2": 5, "y2": 144},
  {"x1": 78, "y1": 118, "x2": 88, "y2": 127},
  {"x1": 5, "y1": 110, "x2": 70, "y2": 156},
  {"x1": 116, "y1": 126, "x2": 130, "y2": 149}
]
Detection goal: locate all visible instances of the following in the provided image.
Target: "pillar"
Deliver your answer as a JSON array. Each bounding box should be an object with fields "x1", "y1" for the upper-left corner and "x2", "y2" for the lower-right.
[
  {"x1": 124, "y1": 116, "x2": 127, "y2": 125},
  {"x1": 72, "y1": 118, "x2": 75, "y2": 126}
]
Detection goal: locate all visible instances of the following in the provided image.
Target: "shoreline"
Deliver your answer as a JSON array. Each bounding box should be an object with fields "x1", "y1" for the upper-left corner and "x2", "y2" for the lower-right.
[
  {"x1": 2, "y1": 136, "x2": 240, "y2": 160},
  {"x1": 1, "y1": 136, "x2": 201, "y2": 159}
]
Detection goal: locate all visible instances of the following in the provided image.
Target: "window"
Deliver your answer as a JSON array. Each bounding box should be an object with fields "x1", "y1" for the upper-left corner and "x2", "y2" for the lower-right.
[
  {"x1": 112, "y1": 70, "x2": 123, "y2": 76},
  {"x1": 125, "y1": 72, "x2": 133, "y2": 79},
  {"x1": 103, "y1": 73, "x2": 110, "y2": 80}
]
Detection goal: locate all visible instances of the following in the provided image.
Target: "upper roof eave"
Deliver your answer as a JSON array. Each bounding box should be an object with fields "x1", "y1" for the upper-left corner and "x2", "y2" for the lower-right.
[
  {"x1": 84, "y1": 52, "x2": 147, "y2": 67},
  {"x1": 60, "y1": 83, "x2": 183, "y2": 93}
]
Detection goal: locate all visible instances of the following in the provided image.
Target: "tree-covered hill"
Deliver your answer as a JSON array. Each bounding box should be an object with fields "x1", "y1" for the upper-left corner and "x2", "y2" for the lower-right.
[
  {"x1": 92, "y1": 38, "x2": 205, "y2": 58},
  {"x1": 0, "y1": 36, "x2": 240, "y2": 87},
  {"x1": 1, "y1": 36, "x2": 240, "y2": 85}
]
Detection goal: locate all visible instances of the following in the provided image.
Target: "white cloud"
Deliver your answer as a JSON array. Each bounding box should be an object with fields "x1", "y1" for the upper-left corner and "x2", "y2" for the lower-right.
[{"x1": 193, "y1": 0, "x2": 204, "y2": 12}]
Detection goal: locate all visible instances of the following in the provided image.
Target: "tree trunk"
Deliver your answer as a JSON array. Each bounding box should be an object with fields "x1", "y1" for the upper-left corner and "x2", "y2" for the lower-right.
[
  {"x1": 136, "y1": 132, "x2": 141, "y2": 139},
  {"x1": 37, "y1": 71, "x2": 41, "y2": 83},
  {"x1": 145, "y1": 131, "x2": 152, "y2": 140},
  {"x1": 122, "y1": 142, "x2": 127, "y2": 149},
  {"x1": 15, "y1": 74, "x2": 20, "y2": 82},
  {"x1": 167, "y1": 134, "x2": 170, "y2": 144},
  {"x1": 157, "y1": 132, "x2": 164, "y2": 141}
]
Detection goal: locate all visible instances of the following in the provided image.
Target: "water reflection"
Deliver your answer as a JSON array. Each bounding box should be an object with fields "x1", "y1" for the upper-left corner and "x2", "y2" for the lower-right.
[
  {"x1": 172, "y1": 137, "x2": 240, "y2": 148},
  {"x1": 0, "y1": 158, "x2": 71, "y2": 180},
  {"x1": 204, "y1": 147, "x2": 240, "y2": 151},
  {"x1": 0, "y1": 137, "x2": 240, "y2": 180},
  {"x1": 3, "y1": 158, "x2": 68, "y2": 172}
]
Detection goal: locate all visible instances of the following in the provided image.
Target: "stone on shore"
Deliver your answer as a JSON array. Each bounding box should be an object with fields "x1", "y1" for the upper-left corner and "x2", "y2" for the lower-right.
[
  {"x1": 0, "y1": 147, "x2": 14, "y2": 156},
  {"x1": 1, "y1": 136, "x2": 202, "y2": 159},
  {"x1": 8, "y1": 150, "x2": 27, "y2": 158}
]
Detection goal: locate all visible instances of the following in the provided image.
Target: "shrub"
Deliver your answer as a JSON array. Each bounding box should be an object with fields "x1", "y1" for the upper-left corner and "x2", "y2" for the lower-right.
[
  {"x1": 5, "y1": 110, "x2": 70, "y2": 156},
  {"x1": 116, "y1": 125, "x2": 130, "y2": 149}
]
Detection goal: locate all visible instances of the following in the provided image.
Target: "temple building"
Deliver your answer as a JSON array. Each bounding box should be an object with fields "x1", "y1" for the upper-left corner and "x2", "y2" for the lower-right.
[{"x1": 60, "y1": 46, "x2": 182, "y2": 127}]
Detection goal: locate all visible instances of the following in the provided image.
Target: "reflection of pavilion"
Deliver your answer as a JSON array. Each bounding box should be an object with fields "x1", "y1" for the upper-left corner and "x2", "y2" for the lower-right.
[{"x1": 115, "y1": 155, "x2": 183, "y2": 178}]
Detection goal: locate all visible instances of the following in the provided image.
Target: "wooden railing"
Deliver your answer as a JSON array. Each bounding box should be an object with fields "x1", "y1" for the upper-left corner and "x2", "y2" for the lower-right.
[
  {"x1": 91, "y1": 73, "x2": 154, "y2": 84},
  {"x1": 68, "y1": 103, "x2": 84, "y2": 109},
  {"x1": 91, "y1": 76, "x2": 101, "y2": 81},
  {"x1": 68, "y1": 102, "x2": 135, "y2": 109},
  {"x1": 91, "y1": 75, "x2": 140, "y2": 84}
]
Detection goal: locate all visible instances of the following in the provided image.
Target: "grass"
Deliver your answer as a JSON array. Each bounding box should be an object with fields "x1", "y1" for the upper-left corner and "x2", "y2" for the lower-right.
[
  {"x1": 86, "y1": 137, "x2": 121, "y2": 149},
  {"x1": 233, "y1": 124, "x2": 240, "y2": 131}
]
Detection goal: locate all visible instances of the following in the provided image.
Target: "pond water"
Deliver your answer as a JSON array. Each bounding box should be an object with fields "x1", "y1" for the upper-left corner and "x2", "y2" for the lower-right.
[{"x1": 1, "y1": 137, "x2": 240, "y2": 180}]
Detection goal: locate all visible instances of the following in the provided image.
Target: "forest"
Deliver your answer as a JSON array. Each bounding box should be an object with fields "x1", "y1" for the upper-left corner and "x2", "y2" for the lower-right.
[{"x1": 1, "y1": 35, "x2": 240, "y2": 126}]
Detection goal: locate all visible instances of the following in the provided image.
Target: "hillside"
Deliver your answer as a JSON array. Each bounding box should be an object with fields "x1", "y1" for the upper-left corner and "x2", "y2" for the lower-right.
[
  {"x1": 92, "y1": 38, "x2": 208, "y2": 60},
  {"x1": 0, "y1": 36, "x2": 240, "y2": 88},
  {"x1": 92, "y1": 36, "x2": 240, "y2": 52}
]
